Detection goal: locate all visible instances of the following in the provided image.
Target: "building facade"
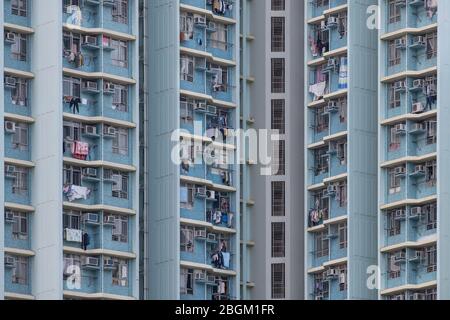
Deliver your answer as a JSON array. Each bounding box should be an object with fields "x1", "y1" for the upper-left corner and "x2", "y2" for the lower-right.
[
  {"x1": 377, "y1": 0, "x2": 449, "y2": 301},
  {"x1": 2, "y1": 0, "x2": 140, "y2": 300},
  {"x1": 145, "y1": 0, "x2": 241, "y2": 300},
  {"x1": 304, "y1": 0, "x2": 378, "y2": 300}
]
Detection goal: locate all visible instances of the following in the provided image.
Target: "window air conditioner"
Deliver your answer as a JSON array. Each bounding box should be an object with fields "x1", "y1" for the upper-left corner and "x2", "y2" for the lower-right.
[
  {"x1": 83, "y1": 167, "x2": 98, "y2": 178},
  {"x1": 103, "y1": 258, "x2": 114, "y2": 268},
  {"x1": 104, "y1": 215, "x2": 116, "y2": 225},
  {"x1": 195, "y1": 229, "x2": 207, "y2": 239},
  {"x1": 410, "y1": 206, "x2": 423, "y2": 218},
  {"x1": 394, "y1": 123, "x2": 406, "y2": 133},
  {"x1": 412, "y1": 79, "x2": 425, "y2": 89},
  {"x1": 207, "y1": 105, "x2": 217, "y2": 115},
  {"x1": 84, "y1": 35, "x2": 97, "y2": 46},
  {"x1": 105, "y1": 127, "x2": 117, "y2": 136},
  {"x1": 84, "y1": 125, "x2": 97, "y2": 135},
  {"x1": 411, "y1": 122, "x2": 425, "y2": 132},
  {"x1": 206, "y1": 190, "x2": 216, "y2": 200},
  {"x1": 394, "y1": 166, "x2": 406, "y2": 176},
  {"x1": 104, "y1": 82, "x2": 115, "y2": 93},
  {"x1": 84, "y1": 213, "x2": 99, "y2": 224},
  {"x1": 394, "y1": 81, "x2": 406, "y2": 91},
  {"x1": 327, "y1": 16, "x2": 339, "y2": 28},
  {"x1": 84, "y1": 81, "x2": 98, "y2": 91},
  {"x1": 82, "y1": 257, "x2": 99, "y2": 267},
  {"x1": 327, "y1": 184, "x2": 337, "y2": 195},
  {"x1": 5, "y1": 76, "x2": 16, "y2": 88},
  {"x1": 326, "y1": 101, "x2": 339, "y2": 113},
  {"x1": 5, "y1": 121, "x2": 16, "y2": 133},
  {"x1": 5, "y1": 165, "x2": 16, "y2": 176},
  {"x1": 413, "y1": 165, "x2": 425, "y2": 175},
  {"x1": 326, "y1": 268, "x2": 339, "y2": 279},
  {"x1": 207, "y1": 233, "x2": 216, "y2": 242},
  {"x1": 194, "y1": 16, "x2": 207, "y2": 26},
  {"x1": 5, "y1": 256, "x2": 15, "y2": 267},
  {"x1": 412, "y1": 102, "x2": 424, "y2": 114},
  {"x1": 395, "y1": 38, "x2": 406, "y2": 49},
  {"x1": 194, "y1": 102, "x2": 207, "y2": 111},
  {"x1": 196, "y1": 187, "x2": 207, "y2": 197},
  {"x1": 394, "y1": 209, "x2": 406, "y2": 220},
  {"x1": 412, "y1": 36, "x2": 426, "y2": 47},
  {"x1": 5, "y1": 211, "x2": 15, "y2": 222},
  {"x1": 394, "y1": 251, "x2": 406, "y2": 261},
  {"x1": 208, "y1": 22, "x2": 216, "y2": 30},
  {"x1": 195, "y1": 271, "x2": 206, "y2": 281},
  {"x1": 5, "y1": 32, "x2": 16, "y2": 43}
]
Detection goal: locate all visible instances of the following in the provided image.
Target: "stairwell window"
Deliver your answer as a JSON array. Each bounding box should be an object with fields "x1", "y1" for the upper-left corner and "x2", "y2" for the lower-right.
[
  {"x1": 271, "y1": 99, "x2": 285, "y2": 134},
  {"x1": 11, "y1": 256, "x2": 28, "y2": 285},
  {"x1": 271, "y1": 0, "x2": 286, "y2": 11},
  {"x1": 11, "y1": 33, "x2": 27, "y2": 61},
  {"x1": 271, "y1": 263, "x2": 285, "y2": 299},
  {"x1": 271, "y1": 222, "x2": 285, "y2": 258},
  {"x1": 271, "y1": 58, "x2": 285, "y2": 93},
  {"x1": 11, "y1": 77, "x2": 28, "y2": 106},
  {"x1": 388, "y1": 0, "x2": 401, "y2": 23},
  {"x1": 271, "y1": 17, "x2": 285, "y2": 52},
  {"x1": 271, "y1": 181, "x2": 285, "y2": 216},
  {"x1": 112, "y1": 0, "x2": 128, "y2": 24},
  {"x1": 111, "y1": 39, "x2": 128, "y2": 68},
  {"x1": 11, "y1": 0, "x2": 27, "y2": 17},
  {"x1": 112, "y1": 259, "x2": 128, "y2": 287},
  {"x1": 11, "y1": 123, "x2": 29, "y2": 151},
  {"x1": 113, "y1": 84, "x2": 128, "y2": 112},
  {"x1": 180, "y1": 225, "x2": 195, "y2": 252},
  {"x1": 272, "y1": 140, "x2": 285, "y2": 176},
  {"x1": 180, "y1": 55, "x2": 194, "y2": 82},
  {"x1": 180, "y1": 268, "x2": 194, "y2": 295},
  {"x1": 112, "y1": 127, "x2": 129, "y2": 155}
]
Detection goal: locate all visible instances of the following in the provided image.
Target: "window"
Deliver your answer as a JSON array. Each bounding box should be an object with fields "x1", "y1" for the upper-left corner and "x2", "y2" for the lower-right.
[
  {"x1": 11, "y1": 77, "x2": 28, "y2": 106},
  {"x1": 180, "y1": 183, "x2": 195, "y2": 209},
  {"x1": 338, "y1": 222, "x2": 347, "y2": 249},
  {"x1": 180, "y1": 268, "x2": 194, "y2": 295},
  {"x1": 112, "y1": 259, "x2": 128, "y2": 287},
  {"x1": 9, "y1": 211, "x2": 28, "y2": 240},
  {"x1": 271, "y1": 264, "x2": 285, "y2": 299},
  {"x1": 208, "y1": 63, "x2": 228, "y2": 92},
  {"x1": 338, "y1": 98, "x2": 347, "y2": 123},
  {"x1": 389, "y1": 40, "x2": 401, "y2": 66},
  {"x1": 111, "y1": 39, "x2": 128, "y2": 67},
  {"x1": 271, "y1": 58, "x2": 285, "y2": 93},
  {"x1": 111, "y1": 171, "x2": 129, "y2": 199},
  {"x1": 11, "y1": 122, "x2": 29, "y2": 150},
  {"x1": 63, "y1": 31, "x2": 81, "y2": 56},
  {"x1": 426, "y1": 32, "x2": 437, "y2": 59},
  {"x1": 7, "y1": 166, "x2": 28, "y2": 195},
  {"x1": 113, "y1": 84, "x2": 128, "y2": 112},
  {"x1": 388, "y1": 0, "x2": 401, "y2": 23},
  {"x1": 426, "y1": 120, "x2": 437, "y2": 145},
  {"x1": 63, "y1": 121, "x2": 82, "y2": 141},
  {"x1": 271, "y1": 17, "x2": 285, "y2": 52},
  {"x1": 271, "y1": 222, "x2": 285, "y2": 258},
  {"x1": 106, "y1": 214, "x2": 129, "y2": 243},
  {"x1": 426, "y1": 246, "x2": 437, "y2": 273},
  {"x1": 387, "y1": 210, "x2": 401, "y2": 236},
  {"x1": 314, "y1": 273, "x2": 329, "y2": 299},
  {"x1": 180, "y1": 12, "x2": 194, "y2": 40},
  {"x1": 10, "y1": 32, "x2": 27, "y2": 61},
  {"x1": 337, "y1": 182, "x2": 347, "y2": 208},
  {"x1": 271, "y1": 100, "x2": 285, "y2": 134},
  {"x1": 11, "y1": 0, "x2": 27, "y2": 17},
  {"x1": 180, "y1": 97, "x2": 194, "y2": 125},
  {"x1": 339, "y1": 266, "x2": 348, "y2": 291},
  {"x1": 337, "y1": 12, "x2": 348, "y2": 39},
  {"x1": 389, "y1": 125, "x2": 401, "y2": 151},
  {"x1": 336, "y1": 140, "x2": 347, "y2": 165},
  {"x1": 210, "y1": 23, "x2": 228, "y2": 51},
  {"x1": 315, "y1": 231, "x2": 329, "y2": 258},
  {"x1": 271, "y1": 0, "x2": 285, "y2": 11},
  {"x1": 63, "y1": 77, "x2": 81, "y2": 99},
  {"x1": 180, "y1": 55, "x2": 194, "y2": 82},
  {"x1": 315, "y1": 106, "x2": 329, "y2": 133},
  {"x1": 425, "y1": 161, "x2": 436, "y2": 186},
  {"x1": 271, "y1": 181, "x2": 285, "y2": 216},
  {"x1": 180, "y1": 225, "x2": 194, "y2": 252},
  {"x1": 314, "y1": 148, "x2": 329, "y2": 176},
  {"x1": 112, "y1": 0, "x2": 128, "y2": 24},
  {"x1": 425, "y1": 203, "x2": 437, "y2": 231},
  {"x1": 12, "y1": 256, "x2": 28, "y2": 285},
  {"x1": 112, "y1": 127, "x2": 129, "y2": 155},
  {"x1": 272, "y1": 140, "x2": 285, "y2": 176},
  {"x1": 63, "y1": 210, "x2": 81, "y2": 230},
  {"x1": 63, "y1": 165, "x2": 82, "y2": 186},
  {"x1": 388, "y1": 83, "x2": 401, "y2": 109},
  {"x1": 388, "y1": 251, "x2": 402, "y2": 279},
  {"x1": 389, "y1": 167, "x2": 402, "y2": 194}
]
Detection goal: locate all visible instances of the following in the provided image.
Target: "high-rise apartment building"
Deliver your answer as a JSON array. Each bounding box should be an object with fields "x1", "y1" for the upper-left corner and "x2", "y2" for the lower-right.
[
  {"x1": 2, "y1": 0, "x2": 140, "y2": 300},
  {"x1": 145, "y1": 0, "x2": 240, "y2": 300},
  {"x1": 239, "y1": 0, "x2": 304, "y2": 300},
  {"x1": 304, "y1": 0, "x2": 378, "y2": 300},
  {"x1": 377, "y1": 0, "x2": 445, "y2": 301}
]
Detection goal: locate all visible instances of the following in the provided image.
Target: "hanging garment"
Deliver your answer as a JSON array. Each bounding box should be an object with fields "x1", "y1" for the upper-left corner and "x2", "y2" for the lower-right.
[
  {"x1": 227, "y1": 213, "x2": 234, "y2": 228},
  {"x1": 82, "y1": 232, "x2": 90, "y2": 250},
  {"x1": 338, "y1": 57, "x2": 348, "y2": 90},
  {"x1": 71, "y1": 141, "x2": 89, "y2": 160},
  {"x1": 338, "y1": 18, "x2": 346, "y2": 39},
  {"x1": 67, "y1": 5, "x2": 82, "y2": 26},
  {"x1": 425, "y1": 0, "x2": 438, "y2": 18},
  {"x1": 309, "y1": 81, "x2": 327, "y2": 100},
  {"x1": 222, "y1": 252, "x2": 230, "y2": 269},
  {"x1": 65, "y1": 228, "x2": 82, "y2": 243},
  {"x1": 64, "y1": 185, "x2": 91, "y2": 202},
  {"x1": 215, "y1": 211, "x2": 222, "y2": 224},
  {"x1": 219, "y1": 281, "x2": 226, "y2": 294}
]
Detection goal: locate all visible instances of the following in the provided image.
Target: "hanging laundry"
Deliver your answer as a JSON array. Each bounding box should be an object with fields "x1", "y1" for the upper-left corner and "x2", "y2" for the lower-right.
[
  {"x1": 71, "y1": 141, "x2": 89, "y2": 160},
  {"x1": 425, "y1": 0, "x2": 438, "y2": 18},
  {"x1": 65, "y1": 228, "x2": 82, "y2": 243},
  {"x1": 66, "y1": 5, "x2": 82, "y2": 26},
  {"x1": 63, "y1": 185, "x2": 91, "y2": 202},
  {"x1": 338, "y1": 57, "x2": 348, "y2": 90},
  {"x1": 309, "y1": 81, "x2": 327, "y2": 100},
  {"x1": 222, "y1": 252, "x2": 230, "y2": 269}
]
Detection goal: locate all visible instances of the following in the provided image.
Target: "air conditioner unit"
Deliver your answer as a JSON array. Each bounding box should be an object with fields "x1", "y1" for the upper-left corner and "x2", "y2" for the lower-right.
[
  {"x1": 5, "y1": 121, "x2": 16, "y2": 133},
  {"x1": 207, "y1": 275, "x2": 216, "y2": 283},
  {"x1": 412, "y1": 36, "x2": 426, "y2": 47},
  {"x1": 84, "y1": 35, "x2": 97, "y2": 46},
  {"x1": 5, "y1": 76, "x2": 16, "y2": 88},
  {"x1": 104, "y1": 215, "x2": 116, "y2": 225},
  {"x1": 207, "y1": 233, "x2": 216, "y2": 242},
  {"x1": 84, "y1": 125, "x2": 97, "y2": 135},
  {"x1": 195, "y1": 229, "x2": 207, "y2": 239},
  {"x1": 82, "y1": 257, "x2": 99, "y2": 267},
  {"x1": 84, "y1": 213, "x2": 99, "y2": 224},
  {"x1": 5, "y1": 32, "x2": 16, "y2": 43},
  {"x1": 326, "y1": 101, "x2": 339, "y2": 113},
  {"x1": 326, "y1": 184, "x2": 337, "y2": 196},
  {"x1": 411, "y1": 122, "x2": 425, "y2": 132},
  {"x1": 5, "y1": 211, "x2": 15, "y2": 222},
  {"x1": 83, "y1": 167, "x2": 98, "y2": 178},
  {"x1": 413, "y1": 250, "x2": 424, "y2": 261},
  {"x1": 394, "y1": 166, "x2": 406, "y2": 176},
  {"x1": 394, "y1": 80, "x2": 406, "y2": 91},
  {"x1": 4, "y1": 256, "x2": 15, "y2": 267},
  {"x1": 208, "y1": 22, "x2": 216, "y2": 30},
  {"x1": 84, "y1": 81, "x2": 98, "y2": 91},
  {"x1": 410, "y1": 206, "x2": 423, "y2": 218},
  {"x1": 394, "y1": 209, "x2": 406, "y2": 220},
  {"x1": 194, "y1": 16, "x2": 207, "y2": 26},
  {"x1": 104, "y1": 82, "x2": 115, "y2": 93},
  {"x1": 195, "y1": 271, "x2": 206, "y2": 281},
  {"x1": 395, "y1": 38, "x2": 406, "y2": 49},
  {"x1": 207, "y1": 105, "x2": 217, "y2": 115},
  {"x1": 413, "y1": 165, "x2": 425, "y2": 175},
  {"x1": 326, "y1": 268, "x2": 339, "y2": 279},
  {"x1": 412, "y1": 79, "x2": 426, "y2": 89},
  {"x1": 395, "y1": 123, "x2": 406, "y2": 133},
  {"x1": 394, "y1": 251, "x2": 406, "y2": 262},
  {"x1": 196, "y1": 187, "x2": 207, "y2": 197},
  {"x1": 393, "y1": 294, "x2": 405, "y2": 301},
  {"x1": 327, "y1": 16, "x2": 339, "y2": 28},
  {"x1": 194, "y1": 102, "x2": 207, "y2": 111},
  {"x1": 206, "y1": 190, "x2": 216, "y2": 200},
  {"x1": 412, "y1": 102, "x2": 425, "y2": 114},
  {"x1": 5, "y1": 165, "x2": 16, "y2": 177},
  {"x1": 105, "y1": 127, "x2": 116, "y2": 136},
  {"x1": 103, "y1": 258, "x2": 114, "y2": 268},
  {"x1": 412, "y1": 293, "x2": 426, "y2": 301}
]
